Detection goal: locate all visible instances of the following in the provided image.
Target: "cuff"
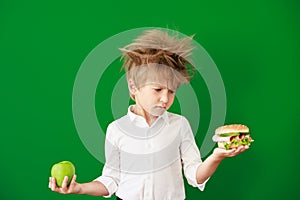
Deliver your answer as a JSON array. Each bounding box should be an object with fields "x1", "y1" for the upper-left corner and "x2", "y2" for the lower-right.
[
  {"x1": 193, "y1": 162, "x2": 210, "y2": 191},
  {"x1": 94, "y1": 176, "x2": 118, "y2": 198},
  {"x1": 195, "y1": 177, "x2": 210, "y2": 191}
]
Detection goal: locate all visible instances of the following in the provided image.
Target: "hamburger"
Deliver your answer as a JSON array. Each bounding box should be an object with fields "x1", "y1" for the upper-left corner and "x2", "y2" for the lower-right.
[{"x1": 212, "y1": 124, "x2": 254, "y2": 150}]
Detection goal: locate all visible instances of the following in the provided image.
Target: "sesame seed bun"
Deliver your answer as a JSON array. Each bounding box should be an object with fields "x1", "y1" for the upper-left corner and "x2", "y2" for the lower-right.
[{"x1": 215, "y1": 124, "x2": 249, "y2": 135}]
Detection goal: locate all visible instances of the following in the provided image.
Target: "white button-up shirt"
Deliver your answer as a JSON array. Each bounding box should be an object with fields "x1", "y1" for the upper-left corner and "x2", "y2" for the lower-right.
[{"x1": 95, "y1": 106, "x2": 208, "y2": 200}]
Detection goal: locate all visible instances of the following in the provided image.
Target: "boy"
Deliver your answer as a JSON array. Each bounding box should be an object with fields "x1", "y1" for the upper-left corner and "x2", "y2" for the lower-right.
[{"x1": 49, "y1": 29, "x2": 248, "y2": 199}]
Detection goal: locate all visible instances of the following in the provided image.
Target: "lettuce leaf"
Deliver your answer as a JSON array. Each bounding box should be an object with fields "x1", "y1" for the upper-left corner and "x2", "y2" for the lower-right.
[
  {"x1": 219, "y1": 132, "x2": 240, "y2": 137},
  {"x1": 223, "y1": 136, "x2": 253, "y2": 150}
]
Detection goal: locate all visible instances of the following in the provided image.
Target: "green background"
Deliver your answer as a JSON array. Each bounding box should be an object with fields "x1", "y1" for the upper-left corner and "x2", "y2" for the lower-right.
[{"x1": 1, "y1": 0, "x2": 299, "y2": 199}]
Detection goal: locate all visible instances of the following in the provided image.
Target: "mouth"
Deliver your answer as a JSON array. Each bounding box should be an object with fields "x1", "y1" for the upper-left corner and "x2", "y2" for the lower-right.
[
  {"x1": 150, "y1": 106, "x2": 167, "y2": 116},
  {"x1": 156, "y1": 106, "x2": 166, "y2": 110}
]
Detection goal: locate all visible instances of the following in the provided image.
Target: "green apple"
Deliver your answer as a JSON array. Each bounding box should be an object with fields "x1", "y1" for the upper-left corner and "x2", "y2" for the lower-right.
[{"x1": 51, "y1": 161, "x2": 75, "y2": 187}]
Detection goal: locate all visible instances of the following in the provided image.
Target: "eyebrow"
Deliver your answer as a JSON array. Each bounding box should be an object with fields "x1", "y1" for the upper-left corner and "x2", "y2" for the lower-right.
[
  {"x1": 151, "y1": 84, "x2": 176, "y2": 92},
  {"x1": 151, "y1": 84, "x2": 167, "y2": 88}
]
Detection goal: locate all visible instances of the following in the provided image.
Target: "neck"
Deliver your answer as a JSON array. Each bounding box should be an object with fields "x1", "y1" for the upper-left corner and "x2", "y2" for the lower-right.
[{"x1": 132, "y1": 105, "x2": 158, "y2": 126}]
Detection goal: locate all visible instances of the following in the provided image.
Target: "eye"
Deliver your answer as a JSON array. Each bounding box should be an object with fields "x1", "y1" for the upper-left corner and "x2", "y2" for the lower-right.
[
  {"x1": 154, "y1": 88, "x2": 162, "y2": 92},
  {"x1": 168, "y1": 90, "x2": 175, "y2": 94}
]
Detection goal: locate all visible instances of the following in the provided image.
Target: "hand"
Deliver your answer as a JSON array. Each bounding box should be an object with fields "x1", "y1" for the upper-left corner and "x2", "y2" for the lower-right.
[
  {"x1": 212, "y1": 145, "x2": 249, "y2": 160},
  {"x1": 49, "y1": 174, "x2": 81, "y2": 194}
]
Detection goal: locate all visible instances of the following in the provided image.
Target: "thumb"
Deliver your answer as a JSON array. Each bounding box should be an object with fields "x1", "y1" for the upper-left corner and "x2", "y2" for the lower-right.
[
  {"x1": 68, "y1": 174, "x2": 78, "y2": 193},
  {"x1": 70, "y1": 174, "x2": 77, "y2": 184}
]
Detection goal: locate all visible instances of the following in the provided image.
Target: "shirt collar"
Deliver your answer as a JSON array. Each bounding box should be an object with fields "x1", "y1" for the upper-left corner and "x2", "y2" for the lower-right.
[{"x1": 127, "y1": 105, "x2": 170, "y2": 126}]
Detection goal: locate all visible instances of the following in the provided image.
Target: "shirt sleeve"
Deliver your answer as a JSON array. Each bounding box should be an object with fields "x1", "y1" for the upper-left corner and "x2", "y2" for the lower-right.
[
  {"x1": 179, "y1": 117, "x2": 210, "y2": 191},
  {"x1": 94, "y1": 123, "x2": 120, "y2": 197}
]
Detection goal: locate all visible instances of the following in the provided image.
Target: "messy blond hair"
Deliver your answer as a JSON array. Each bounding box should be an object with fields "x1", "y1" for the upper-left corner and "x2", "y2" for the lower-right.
[{"x1": 120, "y1": 29, "x2": 195, "y2": 80}]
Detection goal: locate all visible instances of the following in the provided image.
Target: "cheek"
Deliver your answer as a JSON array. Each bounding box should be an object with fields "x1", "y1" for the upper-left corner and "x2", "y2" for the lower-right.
[
  {"x1": 167, "y1": 94, "x2": 175, "y2": 105},
  {"x1": 140, "y1": 93, "x2": 155, "y2": 106}
]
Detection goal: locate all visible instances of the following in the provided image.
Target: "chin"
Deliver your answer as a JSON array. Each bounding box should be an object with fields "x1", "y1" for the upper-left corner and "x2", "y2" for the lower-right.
[{"x1": 150, "y1": 107, "x2": 166, "y2": 116}]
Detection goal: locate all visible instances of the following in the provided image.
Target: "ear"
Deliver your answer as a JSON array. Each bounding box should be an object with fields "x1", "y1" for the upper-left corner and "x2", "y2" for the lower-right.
[{"x1": 128, "y1": 79, "x2": 137, "y2": 95}]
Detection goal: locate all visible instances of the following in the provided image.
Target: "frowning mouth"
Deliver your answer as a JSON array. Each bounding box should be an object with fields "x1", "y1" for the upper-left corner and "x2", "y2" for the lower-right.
[{"x1": 156, "y1": 106, "x2": 166, "y2": 110}]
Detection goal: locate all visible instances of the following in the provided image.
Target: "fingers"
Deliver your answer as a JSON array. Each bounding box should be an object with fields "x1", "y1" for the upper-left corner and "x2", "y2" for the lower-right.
[
  {"x1": 61, "y1": 176, "x2": 68, "y2": 188},
  {"x1": 60, "y1": 176, "x2": 69, "y2": 193},
  {"x1": 49, "y1": 176, "x2": 71, "y2": 194},
  {"x1": 70, "y1": 174, "x2": 77, "y2": 186},
  {"x1": 49, "y1": 177, "x2": 60, "y2": 192},
  {"x1": 232, "y1": 146, "x2": 242, "y2": 155},
  {"x1": 238, "y1": 145, "x2": 249, "y2": 153},
  {"x1": 228, "y1": 145, "x2": 250, "y2": 157},
  {"x1": 226, "y1": 149, "x2": 236, "y2": 157},
  {"x1": 239, "y1": 145, "x2": 248, "y2": 153},
  {"x1": 68, "y1": 174, "x2": 77, "y2": 191}
]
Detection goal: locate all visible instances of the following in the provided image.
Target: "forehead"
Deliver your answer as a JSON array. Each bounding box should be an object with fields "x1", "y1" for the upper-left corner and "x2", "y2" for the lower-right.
[
  {"x1": 129, "y1": 63, "x2": 187, "y2": 90},
  {"x1": 143, "y1": 83, "x2": 172, "y2": 89}
]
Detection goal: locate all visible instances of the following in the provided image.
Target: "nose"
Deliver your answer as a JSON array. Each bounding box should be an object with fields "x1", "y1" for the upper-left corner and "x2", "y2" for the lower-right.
[{"x1": 160, "y1": 90, "x2": 169, "y2": 104}]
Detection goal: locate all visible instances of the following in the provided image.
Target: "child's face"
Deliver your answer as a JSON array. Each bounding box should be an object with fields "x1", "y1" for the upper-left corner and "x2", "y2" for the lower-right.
[{"x1": 134, "y1": 83, "x2": 175, "y2": 117}]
